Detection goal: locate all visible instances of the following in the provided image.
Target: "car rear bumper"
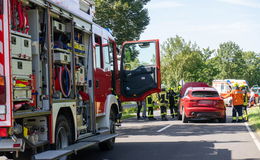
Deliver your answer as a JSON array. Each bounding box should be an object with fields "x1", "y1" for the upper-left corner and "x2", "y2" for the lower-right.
[{"x1": 185, "y1": 107, "x2": 225, "y2": 119}]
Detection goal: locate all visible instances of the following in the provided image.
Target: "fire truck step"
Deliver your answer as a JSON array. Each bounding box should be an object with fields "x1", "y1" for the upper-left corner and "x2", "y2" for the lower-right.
[
  {"x1": 62, "y1": 141, "x2": 96, "y2": 153},
  {"x1": 33, "y1": 150, "x2": 73, "y2": 160},
  {"x1": 82, "y1": 133, "x2": 118, "y2": 142}
]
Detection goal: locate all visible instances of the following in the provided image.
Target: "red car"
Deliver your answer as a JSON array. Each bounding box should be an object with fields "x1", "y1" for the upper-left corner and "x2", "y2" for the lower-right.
[{"x1": 179, "y1": 87, "x2": 226, "y2": 123}]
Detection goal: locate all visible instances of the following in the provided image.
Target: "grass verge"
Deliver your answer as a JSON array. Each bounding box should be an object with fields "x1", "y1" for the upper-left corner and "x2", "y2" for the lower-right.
[
  {"x1": 248, "y1": 106, "x2": 260, "y2": 135},
  {"x1": 121, "y1": 107, "x2": 137, "y2": 120}
]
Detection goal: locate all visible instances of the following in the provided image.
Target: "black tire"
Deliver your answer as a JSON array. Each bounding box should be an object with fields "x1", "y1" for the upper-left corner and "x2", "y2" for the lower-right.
[
  {"x1": 218, "y1": 114, "x2": 226, "y2": 123},
  {"x1": 55, "y1": 115, "x2": 73, "y2": 160},
  {"x1": 177, "y1": 111, "x2": 182, "y2": 120},
  {"x1": 99, "y1": 109, "x2": 116, "y2": 151},
  {"x1": 182, "y1": 109, "x2": 188, "y2": 123}
]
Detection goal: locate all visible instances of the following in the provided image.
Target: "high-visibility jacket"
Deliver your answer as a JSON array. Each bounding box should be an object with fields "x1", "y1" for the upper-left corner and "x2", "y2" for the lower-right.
[
  {"x1": 158, "y1": 91, "x2": 168, "y2": 106},
  {"x1": 243, "y1": 92, "x2": 248, "y2": 106},
  {"x1": 223, "y1": 89, "x2": 244, "y2": 106},
  {"x1": 146, "y1": 95, "x2": 153, "y2": 107}
]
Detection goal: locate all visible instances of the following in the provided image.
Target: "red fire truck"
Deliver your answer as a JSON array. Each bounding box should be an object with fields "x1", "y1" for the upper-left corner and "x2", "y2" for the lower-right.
[{"x1": 0, "y1": 0, "x2": 161, "y2": 159}]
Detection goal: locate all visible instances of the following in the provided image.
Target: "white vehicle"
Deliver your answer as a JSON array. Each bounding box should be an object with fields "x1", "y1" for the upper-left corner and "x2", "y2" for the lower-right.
[
  {"x1": 0, "y1": 0, "x2": 161, "y2": 159},
  {"x1": 212, "y1": 79, "x2": 249, "y2": 107}
]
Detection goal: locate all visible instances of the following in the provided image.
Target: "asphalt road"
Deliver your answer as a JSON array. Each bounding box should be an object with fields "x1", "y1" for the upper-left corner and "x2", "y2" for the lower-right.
[{"x1": 76, "y1": 108, "x2": 260, "y2": 160}]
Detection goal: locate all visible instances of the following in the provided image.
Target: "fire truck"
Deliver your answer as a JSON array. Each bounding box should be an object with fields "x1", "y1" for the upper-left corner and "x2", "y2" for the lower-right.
[{"x1": 0, "y1": 0, "x2": 161, "y2": 159}]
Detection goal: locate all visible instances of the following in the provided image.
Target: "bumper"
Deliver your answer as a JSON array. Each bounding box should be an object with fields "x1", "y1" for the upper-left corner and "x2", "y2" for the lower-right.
[
  {"x1": 185, "y1": 107, "x2": 225, "y2": 119},
  {"x1": 0, "y1": 138, "x2": 25, "y2": 152}
]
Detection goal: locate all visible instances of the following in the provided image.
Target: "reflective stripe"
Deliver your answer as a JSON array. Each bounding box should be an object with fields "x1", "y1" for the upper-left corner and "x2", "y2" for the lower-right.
[
  {"x1": 232, "y1": 117, "x2": 237, "y2": 120},
  {"x1": 161, "y1": 113, "x2": 167, "y2": 116},
  {"x1": 148, "y1": 115, "x2": 154, "y2": 117},
  {"x1": 238, "y1": 116, "x2": 243, "y2": 120}
]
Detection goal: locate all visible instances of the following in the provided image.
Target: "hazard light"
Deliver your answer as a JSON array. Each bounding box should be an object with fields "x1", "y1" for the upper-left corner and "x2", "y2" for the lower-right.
[
  {"x1": 0, "y1": 128, "x2": 8, "y2": 137},
  {"x1": 0, "y1": 76, "x2": 6, "y2": 105}
]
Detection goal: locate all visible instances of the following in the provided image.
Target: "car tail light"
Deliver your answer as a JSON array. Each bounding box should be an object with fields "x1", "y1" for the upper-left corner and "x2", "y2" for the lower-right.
[
  {"x1": 0, "y1": 76, "x2": 6, "y2": 105},
  {"x1": 216, "y1": 100, "x2": 224, "y2": 108},
  {"x1": 0, "y1": 128, "x2": 8, "y2": 137},
  {"x1": 189, "y1": 100, "x2": 198, "y2": 107}
]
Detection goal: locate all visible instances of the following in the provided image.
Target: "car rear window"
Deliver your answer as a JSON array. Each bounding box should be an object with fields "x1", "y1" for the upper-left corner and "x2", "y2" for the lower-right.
[{"x1": 192, "y1": 91, "x2": 219, "y2": 97}]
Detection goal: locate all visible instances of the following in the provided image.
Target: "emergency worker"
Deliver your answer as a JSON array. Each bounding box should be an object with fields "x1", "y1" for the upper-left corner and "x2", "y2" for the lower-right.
[
  {"x1": 167, "y1": 88, "x2": 177, "y2": 119},
  {"x1": 240, "y1": 84, "x2": 248, "y2": 121},
  {"x1": 158, "y1": 88, "x2": 168, "y2": 121},
  {"x1": 146, "y1": 94, "x2": 157, "y2": 120},
  {"x1": 223, "y1": 83, "x2": 244, "y2": 122}
]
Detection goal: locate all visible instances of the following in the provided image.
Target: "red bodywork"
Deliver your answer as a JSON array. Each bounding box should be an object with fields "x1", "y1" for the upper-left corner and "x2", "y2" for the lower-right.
[{"x1": 179, "y1": 87, "x2": 226, "y2": 120}]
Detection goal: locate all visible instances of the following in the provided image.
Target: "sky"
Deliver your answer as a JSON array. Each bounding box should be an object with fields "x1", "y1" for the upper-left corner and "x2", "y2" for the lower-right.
[{"x1": 141, "y1": 0, "x2": 260, "y2": 53}]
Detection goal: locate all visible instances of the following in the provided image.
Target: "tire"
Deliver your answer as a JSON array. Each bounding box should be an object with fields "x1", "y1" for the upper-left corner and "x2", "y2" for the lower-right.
[
  {"x1": 218, "y1": 114, "x2": 226, "y2": 123},
  {"x1": 182, "y1": 108, "x2": 188, "y2": 123},
  {"x1": 99, "y1": 109, "x2": 116, "y2": 151},
  {"x1": 177, "y1": 111, "x2": 182, "y2": 120},
  {"x1": 55, "y1": 115, "x2": 72, "y2": 160}
]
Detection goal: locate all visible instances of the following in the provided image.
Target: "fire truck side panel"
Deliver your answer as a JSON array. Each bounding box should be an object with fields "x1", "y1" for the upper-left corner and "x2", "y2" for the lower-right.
[
  {"x1": 0, "y1": 0, "x2": 12, "y2": 127},
  {"x1": 96, "y1": 94, "x2": 118, "y2": 131},
  {"x1": 51, "y1": 102, "x2": 77, "y2": 144}
]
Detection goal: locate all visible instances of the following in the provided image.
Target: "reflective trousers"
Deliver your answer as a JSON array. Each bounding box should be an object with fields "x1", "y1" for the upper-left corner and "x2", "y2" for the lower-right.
[
  {"x1": 169, "y1": 103, "x2": 178, "y2": 118},
  {"x1": 160, "y1": 105, "x2": 167, "y2": 118},
  {"x1": 148, "y1": 106, "x2": 154, "y2": 118},
  {"x1": 232, "y1": 105, "x2": 243, "y2": 120}
]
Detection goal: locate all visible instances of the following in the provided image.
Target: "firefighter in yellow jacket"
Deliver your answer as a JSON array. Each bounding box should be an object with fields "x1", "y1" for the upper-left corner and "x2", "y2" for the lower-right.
[
  {"x1": 158, "y1": 88, "x2": 169, "y2": 121},
  {"x1": 146, "y1": 94, "x2": 157, "y2": 120}
]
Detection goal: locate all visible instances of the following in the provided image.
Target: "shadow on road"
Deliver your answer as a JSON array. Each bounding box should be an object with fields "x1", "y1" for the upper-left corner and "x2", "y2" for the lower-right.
[{"x1": 76, "y1": 141, "x2": 232, "y2": 160}]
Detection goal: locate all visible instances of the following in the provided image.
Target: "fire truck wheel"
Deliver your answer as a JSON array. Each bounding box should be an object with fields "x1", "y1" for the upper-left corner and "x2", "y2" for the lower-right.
[
  {"x1": 99, "y1": 109, "x2": 116, "y2": 151},
  {"x1": 55, "y1": 115, "x2": 72, "y2": 159}
]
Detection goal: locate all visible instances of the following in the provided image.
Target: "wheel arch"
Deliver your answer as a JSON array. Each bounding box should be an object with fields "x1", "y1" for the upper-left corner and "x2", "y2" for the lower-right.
[
  {"x1": 51, "y1": 102, "x2": 77, "y2": 144},
  {"x1": 96, "y1": 94, "x2": 119, "y2": 130}
]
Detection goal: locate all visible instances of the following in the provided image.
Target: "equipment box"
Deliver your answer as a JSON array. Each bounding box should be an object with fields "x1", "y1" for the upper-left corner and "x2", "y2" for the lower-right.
[
  {"x1": 11, "y1": 32, "x2": 32, "y2": 60},
  {"x1": 76, "y1": 67, "x2": 85, "y2": 85},
  {"x1": 13, "y1": 88, "x2": 32, "y2": 101},
  {"x1": 54, "y1": 52, "x2": 71, "y2": 64},
  {"x1": 12, "y1": 59, "x2": 32, "y2": 76}
]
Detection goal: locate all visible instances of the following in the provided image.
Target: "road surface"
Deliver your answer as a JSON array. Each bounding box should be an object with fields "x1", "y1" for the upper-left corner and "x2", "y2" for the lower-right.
[{"x1": 77, "y1": 108, "x2": 260, "y2": 160}]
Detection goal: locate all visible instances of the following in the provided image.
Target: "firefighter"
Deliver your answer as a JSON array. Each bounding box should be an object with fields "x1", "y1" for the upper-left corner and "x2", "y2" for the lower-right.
[
  {"x1": 167, "y1": 87, "x2": 177, "y2": 119},
  {"x1": 146, "y1": 94, "x2": 157, "y2": 120},
  {"x1": 223, "y1": 83, "x2": 244, "y2": 123},
  {"x1": 158, "y1": 88, "x2": 169, "y2": 121},
  {"x1": 240, "y1": 84, "x2": 249, "y2": 121}
]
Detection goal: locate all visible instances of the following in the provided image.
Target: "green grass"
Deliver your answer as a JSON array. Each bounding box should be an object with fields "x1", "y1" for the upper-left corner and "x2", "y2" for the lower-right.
[
  {"x1": 122, "y1": 114, "x2": 136, "y2": 119},
  {"x1": 248, "y1": 106, "x2": 260, "y2": 135}
]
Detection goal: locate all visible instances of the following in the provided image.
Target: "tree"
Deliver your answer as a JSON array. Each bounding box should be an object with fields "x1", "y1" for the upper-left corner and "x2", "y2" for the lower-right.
[
  {"x1": 215, "y1": 41, "x2": 245, "y2": 79},
  {"x1": 94, "y1": 0, "x2": 150, "y2": 44},
  {"x1": 161, "y1": 36, "x2": 215, "y2": 88}
]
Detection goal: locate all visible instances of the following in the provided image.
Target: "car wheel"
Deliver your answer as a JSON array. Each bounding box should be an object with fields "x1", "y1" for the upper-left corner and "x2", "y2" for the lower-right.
[
  {"x1": 99, "y1": 109, "x2": 116, "y2": 151},
  {"x1": 218, "y1": 114, "x2": 226, "y2": 123},
  {"x1": 182, "y1": 108, "x2": 188, "y2": 123},
  {"x1": 177, "y1": 110, "x2": 182, "y2": 120}
]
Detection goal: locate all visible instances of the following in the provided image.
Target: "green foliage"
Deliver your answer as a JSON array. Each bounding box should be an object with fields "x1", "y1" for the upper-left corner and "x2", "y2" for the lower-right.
[
  {"x1": 161, "y1": 36, "x2": 260, "y2": 88},
  {"x1": 94, "y1": 0, "x2": 150, "y2": 44}
]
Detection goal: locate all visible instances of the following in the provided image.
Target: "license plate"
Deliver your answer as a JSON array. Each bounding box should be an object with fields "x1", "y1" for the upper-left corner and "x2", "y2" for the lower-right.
[{"x1": 199, "y1": 100, "x2": 212, "y2": 105}]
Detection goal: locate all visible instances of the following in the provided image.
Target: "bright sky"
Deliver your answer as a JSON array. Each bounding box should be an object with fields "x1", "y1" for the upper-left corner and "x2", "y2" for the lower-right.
[{"x1": 141, "y1": 0, "x2": 260, "y2": 53}]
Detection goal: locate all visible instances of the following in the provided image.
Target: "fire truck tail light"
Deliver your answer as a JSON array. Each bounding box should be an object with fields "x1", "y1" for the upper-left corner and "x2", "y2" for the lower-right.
[
  {"x1": 0, "y1": 128, "x2": 8, "y2": 137},
  {"x1": 13, "y1": 144, "x2": 21, "y2": 148},
  {"x1": 0, "y1": 76, "x2": 6, "y2": 105}
]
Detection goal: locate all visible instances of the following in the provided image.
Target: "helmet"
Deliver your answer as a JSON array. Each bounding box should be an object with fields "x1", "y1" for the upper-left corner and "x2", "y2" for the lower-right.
[
  {"x1": 240, "y1": 84, "x2": 246, "y2": 88},
  {"x1": 233, "y1": 83, "x2": 239, "y2": 87}
]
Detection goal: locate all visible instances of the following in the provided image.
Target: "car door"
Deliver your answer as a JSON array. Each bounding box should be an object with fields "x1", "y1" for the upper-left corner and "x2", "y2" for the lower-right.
[{"x1": 119, "y1": 40, "x2": 161, "y2": 101}]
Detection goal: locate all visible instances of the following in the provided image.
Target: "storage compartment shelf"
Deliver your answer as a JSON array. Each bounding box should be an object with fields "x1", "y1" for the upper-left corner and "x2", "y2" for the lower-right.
[{"x1": 14, "y1": 110, "x2": 51, "y2": 119}]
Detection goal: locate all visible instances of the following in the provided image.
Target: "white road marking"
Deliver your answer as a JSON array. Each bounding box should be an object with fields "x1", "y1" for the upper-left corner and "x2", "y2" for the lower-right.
[
  {"x1": 245, "y1": 122, "x2": 260, "y2": 151},
  {"x1": 157, "y1": 124, "x2": 173, "y2": 133}
]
